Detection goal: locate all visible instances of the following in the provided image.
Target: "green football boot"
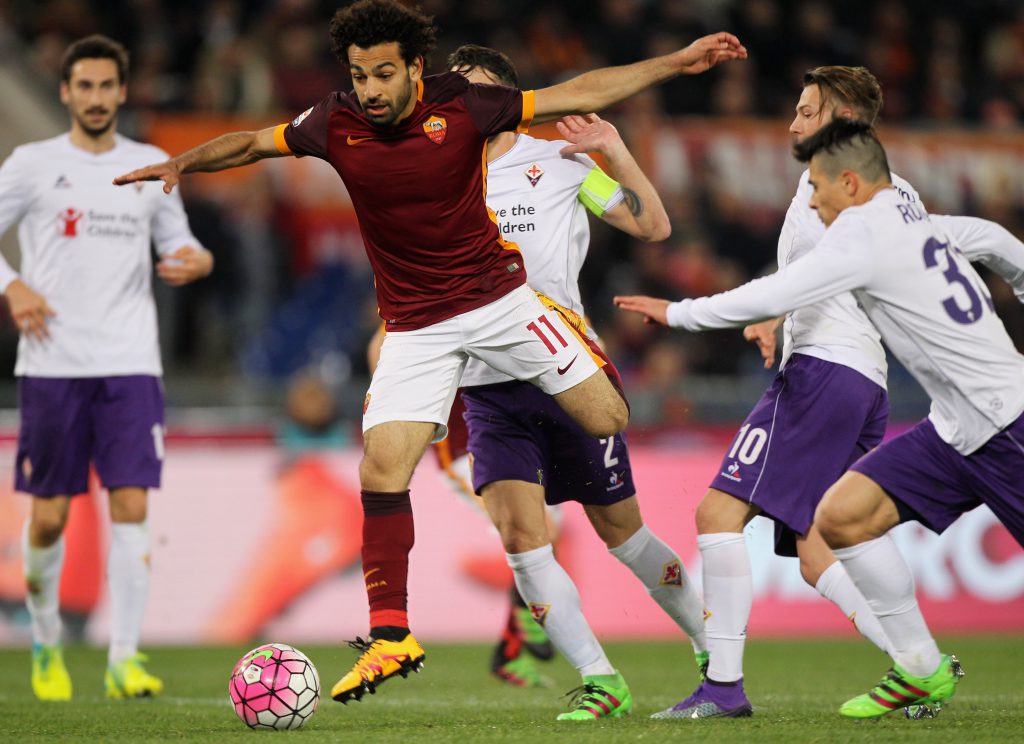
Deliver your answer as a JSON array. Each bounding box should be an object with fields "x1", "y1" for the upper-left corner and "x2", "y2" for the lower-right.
[
  {"x1": 695, "y1": 650, "x2": 710, "y2": 683},
  {"x1": 557, "y1": 672, "x2": 633, "y2": 721},
  {"x1": 515, "y1": 606, "x2": 554, "y2": 661},
  {"x1": 492, "y1": 654, "x2": 553, "y2": 688},
  {"x1": 840, "y1": 654, "x2": 963, "y2": 719}
]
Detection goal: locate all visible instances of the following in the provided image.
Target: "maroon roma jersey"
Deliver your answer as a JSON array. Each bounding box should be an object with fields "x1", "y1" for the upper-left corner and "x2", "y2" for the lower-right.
[{"x1": 274, "y1": 72, "x2": 535, "y2": 330}]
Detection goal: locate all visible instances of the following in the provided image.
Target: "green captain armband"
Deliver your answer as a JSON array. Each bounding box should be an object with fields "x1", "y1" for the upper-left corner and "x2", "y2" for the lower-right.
[{"x1": 578, "y1": 166, "x2": 622, "y2": 217}]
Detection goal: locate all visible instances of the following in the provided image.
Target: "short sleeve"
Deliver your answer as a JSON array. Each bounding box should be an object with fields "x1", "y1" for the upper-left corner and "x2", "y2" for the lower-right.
[
  {"x1": 463, "y1": 84, "x2": 534, "y2": 137},
  {"x1": 279, "y1": 95, "x2": 336, "y2": 159},
  {"x1": 0, "y1": 149, "x2": 28, "y2": 289},
  {"x1": 0, "y1": 148, "x2": 32, "y2": 239}
]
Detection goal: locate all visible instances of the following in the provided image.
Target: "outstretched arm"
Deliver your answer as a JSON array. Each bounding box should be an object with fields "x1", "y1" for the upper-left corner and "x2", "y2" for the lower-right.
[
  {"x1": 113, "y1": 126, "x2": 285, "y2": 194},
  {"x1": 558, "y1": 114, "x2": 670, "y2": 242},
  {"x1": 615, "y1": 236, "x2": 870, "y2": 331},
  {"x1": 532, "y1": 32, "x2": 746, "y2": 124}
]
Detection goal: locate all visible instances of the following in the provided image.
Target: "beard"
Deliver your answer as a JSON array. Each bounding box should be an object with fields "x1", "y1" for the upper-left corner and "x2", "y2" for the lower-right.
[
  {"x1": 73, "y1": 108, "x2": 116, "y2": 138},
  {"x1": 362, "y1": 78, "x2": 414, "y2": 127}
]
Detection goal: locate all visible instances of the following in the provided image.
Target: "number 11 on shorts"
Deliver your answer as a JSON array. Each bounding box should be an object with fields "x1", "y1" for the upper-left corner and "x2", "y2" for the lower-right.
[{"x1": 527, "y1": 315, "x2": 568, "y2": 354}]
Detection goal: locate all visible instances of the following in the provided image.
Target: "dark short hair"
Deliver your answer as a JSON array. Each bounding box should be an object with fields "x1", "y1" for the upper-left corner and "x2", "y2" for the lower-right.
[
  {"x1": 803, "y1": 66, "x2": 883, "y2": 125},
  {"x1": 61, "y1": 34, "x2": 129, "y2": 84},
  {"x1": 793, "y1": 118, "x2": 891, "y2": 183},
  {"x1": 329, "y1": 0, "x2": 437, "y2": 66},
  {"x1": 447, "y1": 44, "x2": 519, "y2": 87}
]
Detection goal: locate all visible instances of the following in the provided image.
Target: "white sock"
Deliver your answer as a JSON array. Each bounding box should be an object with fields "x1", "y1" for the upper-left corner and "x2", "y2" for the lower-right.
[
  {"x1": 833, "y1": 535, "x2": 941, "y2": 677},
  {"x1": 815, "y1": 559, "x2": 894, "y2": 656},
  {"x1": 108, "y1": 522, "x2": 151, "y2": 665},
  {"x1": 22, "y1": 520, "x2": 64, "y2": 647},
  {"x1": 609, "y1": 524, "x2": 707, "y2": 654},
  {"x1": 698, "y1": 532, "x2": 751, "y2": 683},
  {"x1": 506, "y1": 544, "x2": 615, "y2": 677}
]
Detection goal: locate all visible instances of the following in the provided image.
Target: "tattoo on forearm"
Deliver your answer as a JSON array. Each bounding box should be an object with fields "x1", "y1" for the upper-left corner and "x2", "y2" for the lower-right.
[{"x1": 623, "y1": 187, "x2": 644, "y2": 217}]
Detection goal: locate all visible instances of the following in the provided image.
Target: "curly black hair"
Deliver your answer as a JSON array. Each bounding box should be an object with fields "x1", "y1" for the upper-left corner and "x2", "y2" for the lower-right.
[
  {"x1": 447, "y1": 44, "x2": 519, "y2": 88},
  {"x1": 329, "y1": 0, "x2": 437, "y2": 66}
]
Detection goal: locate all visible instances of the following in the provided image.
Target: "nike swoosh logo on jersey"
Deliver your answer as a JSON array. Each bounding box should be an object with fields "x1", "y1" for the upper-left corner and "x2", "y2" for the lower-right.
[
  {"x1": 347, "y1": 135, "x2": 372, "y2": 145},
  {"x1": 557, "y1": 356, "x2": 578, "y2": 375}
]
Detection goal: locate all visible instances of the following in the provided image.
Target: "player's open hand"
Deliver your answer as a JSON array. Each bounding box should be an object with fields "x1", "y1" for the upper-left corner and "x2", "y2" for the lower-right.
[
  {"x1": 743, "y1": 318, "x2": 779, "y2": 368},
  {"x1": 557, "y1": 114, "x2": 623, "y2": 158},
  {"x1": 614, "y1": 295, "x2": 671, "y2": 325},
  {"x1": 5, "y1": 279, "x2": 56, "y2": 341},
  {"x1": 674, "y1": 32, "x2": 747, "y2": 75},
  {"x1": 114, "y1": 161, "x2": 182, "y2": 194},
  {"x1": 157, "y1": 246, "x2": 214, "y2": 286}
]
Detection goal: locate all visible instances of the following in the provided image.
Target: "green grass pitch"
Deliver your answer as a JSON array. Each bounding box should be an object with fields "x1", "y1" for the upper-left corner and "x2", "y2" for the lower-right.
[{"x1": 2, "y1": 637, "x2": 1022, "y2": 743}]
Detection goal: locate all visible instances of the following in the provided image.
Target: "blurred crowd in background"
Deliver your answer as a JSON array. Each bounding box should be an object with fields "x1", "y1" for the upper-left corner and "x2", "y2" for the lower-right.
[{"x1": 1, "y1": 0, "x2": 1023, "y2": 432}]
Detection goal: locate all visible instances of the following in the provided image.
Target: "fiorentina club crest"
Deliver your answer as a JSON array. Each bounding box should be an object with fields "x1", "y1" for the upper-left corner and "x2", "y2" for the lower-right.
[
  {"x1": 660, "y1": 560, "x2": 684, "y2": 587},
  {"x1": 422, "y1": 115, "x2": 447, "y2": 144},
  {"x1": 524, "y1": 162, "x2": 544, "y2": 187},
  {"x1": 528, "y1": 602, "x2": 550, "y2": 627},
  {"x1": 363, "y1": 393, "x2": 372, "y2": 414}
]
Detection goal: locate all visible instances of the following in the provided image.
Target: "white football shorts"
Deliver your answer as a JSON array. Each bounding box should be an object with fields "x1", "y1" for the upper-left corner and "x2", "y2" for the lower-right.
[{"x1": 363, "y1": 284, "x2": 602, "y2": 441}]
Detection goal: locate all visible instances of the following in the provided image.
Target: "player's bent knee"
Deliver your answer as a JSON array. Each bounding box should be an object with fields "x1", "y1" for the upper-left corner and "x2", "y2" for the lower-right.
[
  {"x1": 695, "y1": 489, "x2": 750, "y2": 534},
  {"x1": 554, "y1": 372, "x2": 629, "y2": 438},
  {"x1": 109, "y1": 488, "x2": 148, "y2": 523},
  {"x1": 29, "y1": 516, "x2": 66, "y2": 545},
  {"x1": 29, "y1": 498, "x2": 70, "y2": 545},
  {"x1": 579, "y1": 395, "x2": 629, "y2": 439},
  {"x1": 490, "y1": 514, "x2": 548, "y2": 553},
  {"x1": 798, "y1": 557, "x2": 828, "y2": 587},
  {"x1": 814, "y1": 500, "x2": 856, "y2": 549}
]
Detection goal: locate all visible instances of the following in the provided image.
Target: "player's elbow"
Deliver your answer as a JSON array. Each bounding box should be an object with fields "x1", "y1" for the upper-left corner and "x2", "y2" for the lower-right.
[
  {"x1": 634, "y1": 218, "x2": 671, "y2": 243},
  {"x1": 648, "y1": 219, "x2": 672, "y2": 242}
]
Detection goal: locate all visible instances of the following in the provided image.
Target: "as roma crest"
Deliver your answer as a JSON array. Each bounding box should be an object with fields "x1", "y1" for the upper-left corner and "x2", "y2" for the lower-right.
[{"x1": 422, "y1": 115, "x2": 448, "y2": 144}]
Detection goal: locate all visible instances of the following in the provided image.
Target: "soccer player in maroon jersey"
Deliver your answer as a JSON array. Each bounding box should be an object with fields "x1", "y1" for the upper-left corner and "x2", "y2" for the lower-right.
[{"x1": 114, "y1": 0, "x2": 746, "y2": 707}]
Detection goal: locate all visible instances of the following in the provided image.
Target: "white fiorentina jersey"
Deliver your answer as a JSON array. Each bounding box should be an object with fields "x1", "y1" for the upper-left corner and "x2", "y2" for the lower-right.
[
  {"x1": 667, "y1": 188, "x2": 1024, "y2": 454},
  {"x1": 0, "y1": 134, "x2": 201, "y2": 377},
  {"x1": 777, "y1": 170, "x2": 921, "y2": 388},
  {"x1": 461, "y1": 134, "x2": 622, "y2": 387}
]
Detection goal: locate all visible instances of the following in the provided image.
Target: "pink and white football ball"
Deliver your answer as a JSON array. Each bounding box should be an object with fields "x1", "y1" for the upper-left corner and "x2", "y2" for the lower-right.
[{"x1": 229, "y1": 643, "x2": 320, "y2": 730}]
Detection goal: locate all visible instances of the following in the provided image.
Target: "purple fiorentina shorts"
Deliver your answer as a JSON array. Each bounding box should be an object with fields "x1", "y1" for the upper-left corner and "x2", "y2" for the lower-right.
[
  {"x1": 15, "y1": 376, "x2": 165, "y2": 496},
  {"x1": 462, "y1": 380, "x2": 635, "y2": 506},
  {"x1": 851, "y1": 412, "x2": 1024, "y2": 547},
  {"x1": 710, "y1": 354, "x2": 889, "y2": 556}
]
